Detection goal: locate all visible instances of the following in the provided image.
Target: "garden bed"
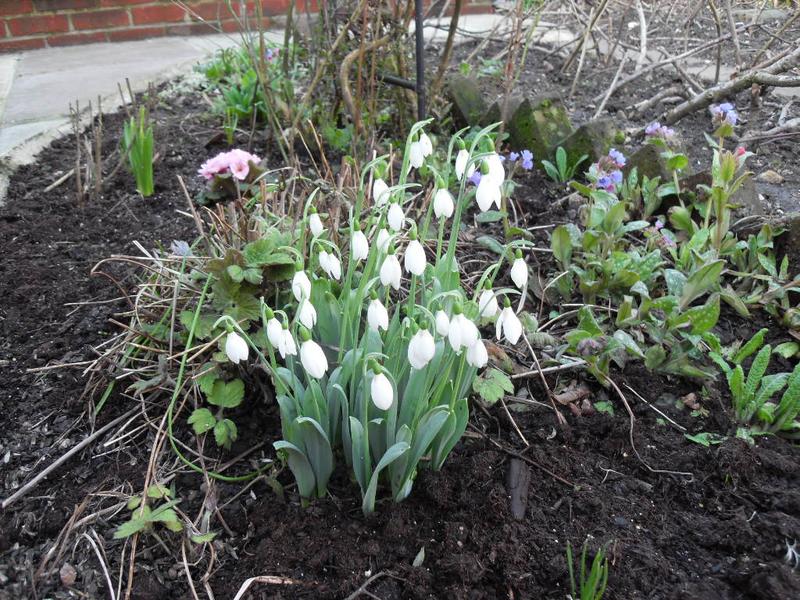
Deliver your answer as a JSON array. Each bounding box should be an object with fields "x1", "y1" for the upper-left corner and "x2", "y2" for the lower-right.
[{"x1": 2, "y1": 27, "x2": 800, "y2": 600}]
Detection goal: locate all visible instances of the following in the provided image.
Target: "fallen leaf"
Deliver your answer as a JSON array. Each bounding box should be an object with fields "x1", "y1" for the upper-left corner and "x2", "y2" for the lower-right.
[{"x1": 60, "y1": 563, "x2": 77, "y2": 587}]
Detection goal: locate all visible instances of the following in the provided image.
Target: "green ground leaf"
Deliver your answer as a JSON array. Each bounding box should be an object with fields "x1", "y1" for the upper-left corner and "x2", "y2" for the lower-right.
[
  {"x1": 188, "y1": 408, "x2": 216, "y2": 435},
  {"x1": 473, "y1": 368, "x2": 514, "y2": 405},
  {"x1": 208, "y1": 379, "x2": 245, "y2": 408}
]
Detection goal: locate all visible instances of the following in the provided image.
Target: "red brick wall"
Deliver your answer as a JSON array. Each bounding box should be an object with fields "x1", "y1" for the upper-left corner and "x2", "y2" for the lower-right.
[{"x1": 0, "y1": 1, "x2": 492, "y2": 53}]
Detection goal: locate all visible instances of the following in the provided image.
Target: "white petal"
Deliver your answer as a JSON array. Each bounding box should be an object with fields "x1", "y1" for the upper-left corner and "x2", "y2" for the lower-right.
[
  {"x1": 510, "y1": 258, "x2": 528, "y2": 289},
  {"x1": 476, "y1": 178, "x2": 501, "y2": 212},
  {"x1": 419, "y1": 132, "x2": 433, "y2": 157},
  {"x1": 478, "y1": 289, "x2": 499, "y2": 318},
  {"x1": 225, "y1": 332, "x2": 249, "y2": 364},
  {"x1": 352, "y1": 231, "x2": 369, "y2": 261},
  {"x1": 309, "y1": 213, "x2": 324, "y2": 237},
  {"x1": 370, "y1": 372, "x2": 394, "y2": 410},
  {"x1": 298, "y1": 300, "x2": 317, "y2": 329},
  {"x1": 281, "y1": 330, "x2": 297, "y2": 356},
  {"x1": 435, "y1": 310, "x2": 450, "y2": 336},
  {"x1": 372, "y1": 178, "x2": 390, "y2": 207},
  {"x1": 388, "y1": 203, "x2": 405, "y2": 232},
  {"x1": 500, "y1": 307, "x2": 522, "y2": 345},
  {"x1": 455, "y1": 149, "x2": 469, "y2": 181},
  {"x1": 486, "y1": 152, "x2": 506, "y2": 185},
  {"x1": 300, "y1": 340, "x2": 328, "y2": 379},
  {"x1": 367, "y1": 299, "x2": 389, "y2": 332},
  {"x1": 376, "y1": 229, "x2": 391, "y2": 252},
  {"x1": 404, "y1": 240, "x2": 427, "y2": 276},
  {"x1": 466, "y1": 339, "x2": 488, "y2": 368},
  {"x1": 433, "y1": 188, "x2": 454, "y2": 219},
  {"x1": 380, "y1": 255, "x2": 402, "y2": 290},
  {"x1": 409, "y1": 142, "x2": 425, "y2": 169},
  {"x1": 292, "y1": 271, "x2": 311, "y2": 302},
  {"x1": 267, "y1": 318, "x2": 283, "y2": 348},
  {"x1": 408, "y1": 329, "x2": 435, "y2": 370}
]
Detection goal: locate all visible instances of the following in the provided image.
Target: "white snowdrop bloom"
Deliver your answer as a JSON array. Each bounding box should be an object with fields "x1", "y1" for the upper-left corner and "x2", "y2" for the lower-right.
[
  {"x1": 319, "y1": 250, "x2": 341, "y2": 280},
  {"x1": 476, "y1": 176, "x2": 502, "y2": 212},
  {"x1": 435, "y1": 310, "x2": 450, "y2": 336},
  {"x1": 352, "y1": 230, "x2": 369, "y2": 262},
  {"x1": 225, "y1": 332, "x2": 249, "y2": 364},
  {"x1": 309, "y1": 212, "x2": 324, "y2": 237},
  {"x1": 510, "y1": 257, "x2": 528, "y2": 290},
  {"x1": 280, "y1": 329, "x2": 297, "y2": 357},
  {"x1": 404, "y1": 240, "x2": 427, "y2": 276},
  {"x1": 372, "y1": 178, "x2": 391, "y2": 207},
  {"x1": 433, "y1": 188, "x2": 454, "y2": 220},
  {"x1": 496, "y1": 306, "x2": 522, "y2": 345},
  {"x1": 448, "y1": 313, "x2": 479, "y2": 353},
  {"x1": 407, "y1": 329, "x2": 436, "y2": 370},
  {"x1": 455, "y1": 148, "x2": 473, "y2": 181},
  {"x1": 380, "y1": 253, "x2": 402, "y2": 290},
  {"x1": 466, "y1": 339, "x2": 488, "y2": 368},
  {"x1": 266, "y1": 317, "x2": 283, "y2": 349},
  {"x1": 485, "y1": 152, "x2": 506, "y2": 185},
  {"x1": 298, "y1": 299, "x2": 317, "y2": 329},
  {"x1": 478, "y1": 289, "x2": 499, "y2": 318},
  {"x1": 300, "y1": 339, "x2": 328, "y2": 379},
  {"x1": 419, "y1": 132, "x2": 433, "y2": 157},
  {"x1": 388, "y1": 203, "x2": 405, "y2": 232},
  {"x1": 376, "y1": 228, "x2": 391, "y2": 253},
  {"x1": 292, "y1": 271, "x2": 311, "y2": 302},
  {"x1": 409, "y1": 141, "x2": 425, "y2": 169},
  {"x1": 370, "y1": 372, "x2": 394, "y2": 410},
  {"x1": 367, "y1": 298, "x2": 389, "y2": 332}
]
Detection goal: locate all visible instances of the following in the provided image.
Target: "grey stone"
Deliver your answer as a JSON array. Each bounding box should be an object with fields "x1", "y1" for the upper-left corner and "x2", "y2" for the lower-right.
[
  {"x1": 502, "y1": 93, "x2": 574, "y2": 164},
  {"x1": 446, "y1": 75, "x2": 486, "y2": 127},
  {"x1": 625, "y1": 141, "x2": 692, "y2": 184},
  {"x1": 557, "y1": 118, "x2": 617, "y2": 167},
  {"x1": 756, "y1": 169, "x2": 784, "y2": 185}
]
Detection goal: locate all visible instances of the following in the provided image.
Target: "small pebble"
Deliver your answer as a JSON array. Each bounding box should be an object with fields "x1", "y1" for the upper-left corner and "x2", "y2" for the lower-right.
[{"x1": 756, "y1": 170, "x2": 784, "y2": 184}]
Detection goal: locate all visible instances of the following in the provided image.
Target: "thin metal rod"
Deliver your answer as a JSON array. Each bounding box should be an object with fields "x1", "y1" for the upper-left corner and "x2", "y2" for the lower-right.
[
  {"x1": 414, "y1": 0, "x2": 426, "y2": 120},
  {"x1": 376, "y1": 72, "x2": 416, "y2": 90}
]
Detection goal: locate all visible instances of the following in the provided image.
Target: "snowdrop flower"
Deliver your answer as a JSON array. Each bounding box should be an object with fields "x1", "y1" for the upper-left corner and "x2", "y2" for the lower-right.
[
  {"x1": 372, "y1": 178, "x2": 391, "y2": 207},
  {"x1": 510, "y1": 253, "x2": 528, "y2": 290},
  {"x1": 419, "y1": 132, "x2": 433, "y2": 157},
  {"x1": 292, "y1": 270, "x2": 311, "y2": 302},
  {"x1": 466, "y1": 338, "x2": 488, "y2": 368},
  {"x1": 280, "y1": 327, "x2": 297, "y2": 358},
  {"x1": 455, "y1": 148, "x2": 472, "y2": 181},
  {"x1": 404, "y1": 239, "x2": 427, "y2": 276},
  {"x1": 319, "y1": 250, "x2": 341, "y2": 280},
  {"x1": 370, "y1": 371, "x2": 394, "y2": 410},
  {"x1": 298, "y1": 299, "x2": 317, "y2": 329},
  {"x1": 300, "y1": 337, "x2": 328, "y2": 379},
  {"x1": 309, "y1": 211, "x2": 324, "y2": 237},
  {"x1": 367, "y1": 297, "x2": 389, "y2": 332},
  {"x1": 496, "y1": 302, "x2": 522, "y2": 345},
  {"x1": 408, "y1": 328, "x2": 436, "y2": 370},
  {"x1": 476, "y1": 175, "x2": 502, "y2": 212},
  {"x1": 435, "y1": 310, "x2": 450, "y2": 336},
  {"x1": 448, "y1": 312, "x2": 479, "y2": 353},
  {"x1": 376, "y1": 228, "x2": 391, "y2": 253},
  {"x1": 352, "y1": 229, "x2": 369, "y2": 261},
  {"x1": 225, "y1": 331, "x2": 249, "y2": 364},
  {"x1": 266, "y1": 316, "x2": 283, "y2": 349},
  {"x1": 485, "y1": 153, "x2": 506, "y2": 186},
  {"x1": 433, "y1": 188, "x2": 454, "y2": 220},
  {"x1": 409, "y1": 141, "x2": 425, "y2": 169},
  {"x1": 478, "y1": 288, "x2": 499, "y2": 318},
  {"x1": 388, "y1": 203, "x2": 405, "y2": 232},
  {"x1": 380, "y1": 251, "x2": 402, "y2": 290}
]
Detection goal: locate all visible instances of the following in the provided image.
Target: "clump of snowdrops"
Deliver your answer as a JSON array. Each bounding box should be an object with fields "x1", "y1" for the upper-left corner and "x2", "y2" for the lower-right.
[{"x1": 220, "y1": 121, "x2": 530, "y2": 513}]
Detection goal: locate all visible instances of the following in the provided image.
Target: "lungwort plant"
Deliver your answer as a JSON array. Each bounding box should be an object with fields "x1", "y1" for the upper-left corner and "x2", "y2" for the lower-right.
[{"x1": 222, "y1": 122, "x2": 528, "y2": 514}]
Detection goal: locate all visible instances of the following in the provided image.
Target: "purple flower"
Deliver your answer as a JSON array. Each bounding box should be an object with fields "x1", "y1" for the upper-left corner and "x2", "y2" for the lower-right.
[
  {"x1": 468, "y1": 171, "x2": 482, "y2": 186},
  {"x1": 170, "y1": 240, "x2": 192, "y2": 257},
  {"x1": 509, "y1": 151, "x2": 519, "y2": 162},
  {"x1": 520, "y1": 149, "x2": 534, "y2": 170},
  {"x1": 718, "y1": 102, "x2": 734, "y2": 113},
  {"x1": 610, "y1": 170, "x2": 623, "y2": 185},
  {"x1": 597, "y1": 175, "x2": 612, "y2": 190},
  {"x1": 654, "y1": 219, "x2": 664, "y2": 230},
  {"x1": 725, "y1": 110, "x2": 738, "y2": 126},
  {"x1": 645, "y1": 122, "x2": 661, "y2": 136},
  {"x1": 608, "y1": 148, "x2": 626, "y2": 168},
  {"x1": 710, "y1": 102, "x2": 737, "y2": 127}
]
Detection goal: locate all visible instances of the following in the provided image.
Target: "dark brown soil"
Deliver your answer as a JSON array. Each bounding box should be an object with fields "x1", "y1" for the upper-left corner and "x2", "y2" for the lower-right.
[{"x1": 2, "y1": 15, "x2": 800, "y2": 600}]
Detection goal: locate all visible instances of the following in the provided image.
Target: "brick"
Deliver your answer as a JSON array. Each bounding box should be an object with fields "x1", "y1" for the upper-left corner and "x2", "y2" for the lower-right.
[
  {"x1": 0, "y1": 1, "x2": 34, "y2": 17},
  {"x1": 106, "y1": 25, "x2": 165, "y2": 42},
  {"x1": 101, "y1": 0, "x2": 151, "y2": 6},
  {"x1": 48, "y1": 31, "x2": 108, "y2": 47},
  {"x1": 72, "y1": 8, "x2": 130, "y2": 30},
  {"x1": 0, "y1": 37, "x2": 47, "y2": 52},
  {"x1": 220, "y1": 17, "x2": 270, "y2": 33},
  {"x1": 131, "y1": 4, "x2": 187, "y2": 25},
  {"x1": 34, "y1": 0, "x2": 99, "y2": 10},
  {"x1": 8, "y1": 14, "x2": 70, "y2": 36},
  {"x1": 166, "y1": 22, "x2": 216, "y2": 36},
  {"x1": 191, "y1": 3, "x2": 227, "y2": 21}
]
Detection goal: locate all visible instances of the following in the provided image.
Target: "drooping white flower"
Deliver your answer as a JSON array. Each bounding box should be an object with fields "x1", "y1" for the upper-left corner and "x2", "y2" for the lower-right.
[
  {"x1": 485, "y1": 152, "x2": 506, "y2": 185},
  {"x1": 408, "y1": 329, "x2": 436, "y2": 370},
  {"x1": 496, "y1": 306, "x2": 522, "y2": 345},
  {"x1": 466, "y1": 338, "x2": 488, "y2": 368},
  {"x1": 455, "y1": 148, "x2": 471, "y2": 181},
  {"x1": 409, "y1": 141, "x2": 425, "y2": 169},
  {"x1": 280, "y1": 328, "x2": 297, "y2": 357},
  {"x1": 476, "y1": 176, "x2": 502, "y2": 212},
  {"x1": 367, "y1": 298, "x2": 389, "y2": 332},
  {"x1": 319, "y1": 250, "x2": 341, "y2": 280},
  {"x1": 388, "y1": 203, "x2": 404, "y2": 232},
  {"x1": 380, "y1": 253, "x2": 402, "y2": 290},
  {"x1": 448, "y1": 313, "x2": 479, "y2": 353},
  {"x1": 298, "y1": 299, "x2": 317, "y2": 329},
  {"x1": 266, "y1": 317, "x2": 283, "y2": 349},
  {"x1": 225, "y1": 332, "x2": 249, "y2": 364},
  {"x1": 300, "y1": 339, "x2": 328, "y2": 379},
  {"x1": 372, "y1": 178, "x2": 390, "y2": 207},
  {"x1": 352, "y1": 230, "x2": 369, "y2": 261},
  {"x1": 371, "y1": 372, "x2": 394, "y2": 410},
  {"x1": 510, "y1": 257, "x2": 528, "y2": 290},
  {"x1": 435, "y1": 310, "x2": 450, "y2": 336},
  {"x1": 376, "y1": 228, "x2": 391, "y2": 253},
  {"x1": 292, "y1": 271, "x2": 311, "y2": 302},
  {"x1": 404, "y1": 240, "x2": 427, "y2": 276},
  {"x1": 478, "y1": 289, "x2": 499, "y2": 318},
  {"x1": 433, "y1": 188, "x2": 454, "y2": 220},
  {"x1": 309, "y1": 212, "x2": 324, "y2": 237},
  {"x1": 419, "y1": 132, "x2": 433, "y2": 157}
]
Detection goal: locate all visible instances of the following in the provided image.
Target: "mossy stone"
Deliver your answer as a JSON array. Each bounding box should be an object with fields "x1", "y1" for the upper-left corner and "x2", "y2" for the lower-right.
[
  {"x1": 557, "y1": 118, "x2": 617, "y2": 167},
  {"x1": 446, "y1": 75, "x2": 487, "y2": 127}
]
